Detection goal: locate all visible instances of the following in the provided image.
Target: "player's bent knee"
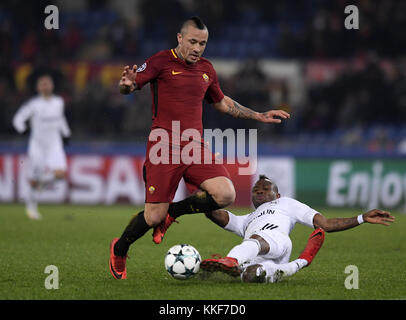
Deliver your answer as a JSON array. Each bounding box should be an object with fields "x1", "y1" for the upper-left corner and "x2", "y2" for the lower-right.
[
  {"x1": 201, "y1": 177, "x2": 236, "y2": 207},
  {"x1": 213, "y1": 185, "x2": 236, "y2": 207},
  {"x1": 144, "y1": 204, "x2": 169, "y2": 227},
  {"x1": 144, "y1": 212, "x2": 165, "y2": 227}
]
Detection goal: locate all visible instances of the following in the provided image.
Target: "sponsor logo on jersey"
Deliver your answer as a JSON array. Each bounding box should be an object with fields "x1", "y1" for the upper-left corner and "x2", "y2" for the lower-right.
[{"x1": 202, "y1": 73, "x2": 209, "y2": 82}]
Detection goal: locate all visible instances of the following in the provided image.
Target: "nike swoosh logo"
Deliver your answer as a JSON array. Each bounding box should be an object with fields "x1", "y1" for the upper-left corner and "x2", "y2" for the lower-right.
[
  {"x1": 172, "y1": 70, "x2": 182, "y2": 75},
  {"x1": 109, "y1": 261, "x2": 123, "y2": 279},
  {"x1": 310, "y1": 231, "x2": 323, "y2": 239}
]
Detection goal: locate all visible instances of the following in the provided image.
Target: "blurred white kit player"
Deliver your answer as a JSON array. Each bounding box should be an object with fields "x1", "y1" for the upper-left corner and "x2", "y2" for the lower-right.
[{"x1": 13, "y1": 75, "x2": 71, "y2": 220}]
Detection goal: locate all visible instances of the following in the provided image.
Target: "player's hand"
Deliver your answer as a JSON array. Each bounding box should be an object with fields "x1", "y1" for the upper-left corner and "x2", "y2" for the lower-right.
[
  {"x1": 119, "y1": 65, "x2": 137, "y2": 94},
  {"x1": 256, "y1": 109, "x2": 290, "y2": 123},
  {"x1": 363, "y1": 209, "x2": 395, "y2": 226}
]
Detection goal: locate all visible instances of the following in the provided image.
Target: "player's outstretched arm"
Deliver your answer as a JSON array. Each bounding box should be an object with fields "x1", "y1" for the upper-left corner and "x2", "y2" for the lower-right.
[
  {"x1": 212, "y1": 95, "x2": 290, "y2": 123},
  {"x1": 205, "y1": 209, "x2": 229, "y2": 228},
  {"x1": 313, "y1": 209, "x2": 395, "y2": 233},
  {"x1": 118, "y1": 65, "x2": 138, "y2": 94},
  {"x1": 205, "y1": 209, "x2": 246, "y2": 237}
]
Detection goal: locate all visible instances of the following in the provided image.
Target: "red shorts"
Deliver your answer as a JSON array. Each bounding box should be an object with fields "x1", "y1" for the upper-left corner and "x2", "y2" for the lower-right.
[{"x1": 143, "y1": 139, "x2": 230, "y2": 203}]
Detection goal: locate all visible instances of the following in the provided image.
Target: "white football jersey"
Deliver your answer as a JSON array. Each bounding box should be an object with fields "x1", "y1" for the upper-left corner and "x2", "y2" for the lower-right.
[
  {"x1": 13, "y1": 95, "x2": 71, "y2": 145},
  {"x1": 225, "y1": 197, "x2": 319, "y2": 238}
]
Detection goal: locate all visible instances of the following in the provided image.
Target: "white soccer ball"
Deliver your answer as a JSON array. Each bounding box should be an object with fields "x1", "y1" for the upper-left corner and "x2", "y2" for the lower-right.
[{"x1": 164, "y1": 244, "x2": 201, "y2": 280}]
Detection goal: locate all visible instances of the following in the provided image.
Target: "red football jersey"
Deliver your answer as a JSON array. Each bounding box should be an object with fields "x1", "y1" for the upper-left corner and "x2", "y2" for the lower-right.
[{"x1": 134, "y1": 49, "x2": 224, "y2": 136}]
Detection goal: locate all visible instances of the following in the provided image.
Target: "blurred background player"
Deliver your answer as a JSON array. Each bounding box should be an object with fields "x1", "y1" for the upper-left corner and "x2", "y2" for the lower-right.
[
  {"x1": 201, "y1": 175, "x2": 395, "y2": 283},
  {"x1": 12, "y1": 74, "x2": 71, "y2": 220}
]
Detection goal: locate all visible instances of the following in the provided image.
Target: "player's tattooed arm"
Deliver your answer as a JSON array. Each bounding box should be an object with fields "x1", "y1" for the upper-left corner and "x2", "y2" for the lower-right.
[
  {"x1": 313, "y1": 209, "x2": 394, "y2": 232},
  {"x1": 213, "y1": 95, "x2": 290, "y2": 123},
  {"x1": 226, "y1": 98, "x2": 258, "y2": 120},
  {"x1": 314, "y1": 215, "x2": 359, "y2": 232}
]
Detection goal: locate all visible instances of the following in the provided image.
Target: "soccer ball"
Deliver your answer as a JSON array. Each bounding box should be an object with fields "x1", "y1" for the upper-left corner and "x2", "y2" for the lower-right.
[{"x1": 164, "y1": 244, "x2": 201, "y2": 280}]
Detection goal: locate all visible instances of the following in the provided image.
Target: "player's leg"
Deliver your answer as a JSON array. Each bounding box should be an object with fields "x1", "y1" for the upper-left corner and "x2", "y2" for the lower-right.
[
  {"x1": 39, "y1": 169, "x2": 67, "y2": 186},
  {"x1": 200, "y1": 235, "x2": 268, "y2": 277},
  {"x1": 109, "y1": 203, "x2": 169, "y2": 279},
  {"x1": 241, "y1": 228, "x2": 325, "y2": 283},
  {"x1": 239, "y1": 233, "x2": 290, "y2": 283},
  {"x1": 25, "y1": 144, "x2": 43, "y2": 220},
  {"x1": 114, "y1": 202, "x2": 169, "y2": 257},
  {"x1": 241, "y1": 259, "x2": 306, "y2": 283},
  {"x1": 227, "y1": 234, "x2": 268, "y2": 265},
  {"x1": 298, "y1": 228, "x2": 325, "y2": 266},
  {"x1": 166, "y1": 157, "x2": 235, "y2": 219},
  {"x1": 26, "y1": 178, "x2": 42, "y2": 220},
  {"x1": 153, "y1": 177, "x2": 235, "y2": 243},
  {"x1": 109, "y1": 161, "x2": 183, "y2": 279},
  {"x1": 167, "y1": 177, "x2": 235, "y2": 218},
  {"x1": 153, "y1": 161, "x2": 235, "y2": 243},
  {"x1": 39, "y1": 144, "x2": 68, "y2": 187}
]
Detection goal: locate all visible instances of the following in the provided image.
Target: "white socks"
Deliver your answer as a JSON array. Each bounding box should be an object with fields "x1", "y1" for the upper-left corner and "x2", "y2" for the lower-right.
[
  {"x1": 227, "y1": 239, "x2": 261, "y2": 265},
  {"x1": 26, "y1": 184, "x2": 38, "y2": 208},
  {"x1": 279, "y1": 259, "x2": 308, "y2": 277},
  {"x1": 261, "y1": 258, "x2": 308, "y2": 279}
]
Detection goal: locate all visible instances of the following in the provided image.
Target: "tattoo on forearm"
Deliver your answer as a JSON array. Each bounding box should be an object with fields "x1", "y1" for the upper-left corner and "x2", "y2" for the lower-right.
[
  {"x1": 328, "y1": 217, "x2": 359, "y2": 232},
  {"x1": 226, "y1": 100, "x2": 257, "y2": 119}
]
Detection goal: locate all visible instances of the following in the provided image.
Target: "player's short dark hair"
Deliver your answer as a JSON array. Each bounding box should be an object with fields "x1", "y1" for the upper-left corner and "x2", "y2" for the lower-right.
[
  {"x1": 259, "y1": 174, "x2": 270, "y2": 181},
  {"x1": 180, "y1": 16, "x2": 207, "y2": 33},
  {"x1": 258, "y1": 174, "x2": 279, "y2": 194},
  {"x1": 37, "y1": 73, "x2": 53, "y2": 81}
]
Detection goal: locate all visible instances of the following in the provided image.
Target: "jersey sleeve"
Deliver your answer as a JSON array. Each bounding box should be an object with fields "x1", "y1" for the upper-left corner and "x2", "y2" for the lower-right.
[
  {"x1": 224, "y1": 210, "x2": 248, "y2": 238},
  {"x1": 204, "y1": 67, "x2": 224, "y2": 104},
  {"x1": 134, "y1": 54, "x2": 162, "y2": 89},
  {"x1": 12, "y1": 100, "x2": 33, "y2": 133},
  {"x1": 287, "y1": 198, "x2": 319, "y2": 228}
]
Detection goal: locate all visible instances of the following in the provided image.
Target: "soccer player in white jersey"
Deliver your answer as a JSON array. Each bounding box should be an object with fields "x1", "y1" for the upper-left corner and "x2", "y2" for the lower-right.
[
  {"x1": 13, "y1": 74, "x2": 71, "y2": 220},
  {"x1": 201, "y1": 175, "x2": 395, "y2": 283}
]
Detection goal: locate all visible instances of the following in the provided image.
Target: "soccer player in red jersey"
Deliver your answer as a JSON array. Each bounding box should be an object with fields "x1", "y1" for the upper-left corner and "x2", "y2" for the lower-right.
[{"x1": 109, "y1": 17, "x2": 290, "y2": 279}]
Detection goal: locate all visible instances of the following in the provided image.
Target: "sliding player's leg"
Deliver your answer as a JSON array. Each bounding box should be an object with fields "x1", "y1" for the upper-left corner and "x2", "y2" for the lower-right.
[
  {"x1": 200, "y1": 234, "x2": 268, "y2": 277},
  {"x1": 241, "y1": 228, "x2": 325, "y2": 283}
]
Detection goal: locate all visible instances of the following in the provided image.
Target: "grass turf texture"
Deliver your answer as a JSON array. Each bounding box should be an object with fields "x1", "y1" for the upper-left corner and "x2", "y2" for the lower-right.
[{"x1": 0, "y1": 203, "x2": 405, "y2": 300}]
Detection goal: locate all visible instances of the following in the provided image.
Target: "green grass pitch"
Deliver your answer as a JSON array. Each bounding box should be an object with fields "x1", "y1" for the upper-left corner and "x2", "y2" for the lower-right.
[{"x1": 0, "y1": 203, "x2": 405, "y2": 300}]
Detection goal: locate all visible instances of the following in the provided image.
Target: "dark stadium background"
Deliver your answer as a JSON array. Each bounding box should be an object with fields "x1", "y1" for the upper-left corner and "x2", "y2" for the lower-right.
[{"x1": 0, "y1": 0, "x2": 405, "y2": 209}]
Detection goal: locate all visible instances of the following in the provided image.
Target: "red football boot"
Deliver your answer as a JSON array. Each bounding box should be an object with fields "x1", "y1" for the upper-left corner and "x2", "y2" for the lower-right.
[
  {"x1": 200, "y1": 255, "x2": 241, "y2": 277},
  {"x1": 109, "y1": 238, "x2": 127, "y2": 279},
  {"x1": 152, "y1": 214, "x2": 178, "y2": 244},
  {"x1": 298, "y1": 228, "x2": 325, "y2": 267}
]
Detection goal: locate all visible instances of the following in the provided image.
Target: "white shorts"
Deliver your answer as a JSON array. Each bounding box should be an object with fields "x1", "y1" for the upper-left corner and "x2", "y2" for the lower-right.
[
  {"x1": 27, "y1": 139, "x2": 67, "y2": 180},
  {"x1": 242, "y1": 229, "x2": 292, "y2": 269}
]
